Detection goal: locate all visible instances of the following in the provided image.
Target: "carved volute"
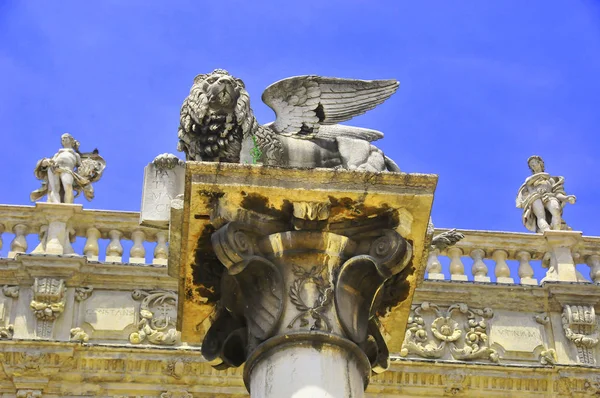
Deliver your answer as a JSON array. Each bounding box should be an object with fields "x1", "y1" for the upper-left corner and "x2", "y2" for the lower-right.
[{"x1": 176, "y1": 163, "x2": 437, "y2": 394}]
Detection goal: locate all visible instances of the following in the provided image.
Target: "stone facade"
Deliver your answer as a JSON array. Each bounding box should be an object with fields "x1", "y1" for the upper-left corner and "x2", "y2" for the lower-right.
[{"x1": 1, "y1": 186, "x2": 600, "y2": 396}]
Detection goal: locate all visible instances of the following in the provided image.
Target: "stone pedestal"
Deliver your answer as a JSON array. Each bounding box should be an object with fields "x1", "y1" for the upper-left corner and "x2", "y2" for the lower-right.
[
  {"x1": 140, "y1": 161, "x2": 185, "y2": 229},
  {"x1": 175, "y1": 163, "x2": 437, "y2": 397},
  {"x1": 542, "y1": 230, "x2": 586, "y2": 283},
  {"x1": 30, "y1": 202, "x2": 82, "y2": 255}
]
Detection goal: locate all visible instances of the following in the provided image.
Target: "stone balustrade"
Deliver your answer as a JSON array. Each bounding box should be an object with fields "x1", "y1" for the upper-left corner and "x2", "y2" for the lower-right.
[
  {"x1": 1, "y1": 202, "x2": 600, "y2": 396},
  {"x1": 0, "y1": 203, "x2": 168, "y2": 266},
  {"x1": 427, "y1": 228, "x2": 600, "y2": 284}
]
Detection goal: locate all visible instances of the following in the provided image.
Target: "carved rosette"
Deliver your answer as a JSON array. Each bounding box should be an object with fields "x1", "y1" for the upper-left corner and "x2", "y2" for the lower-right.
[
  {"x1": 400, "y1": 302, "x2": 499, "y2": 363},
  {"x1": 562, "y1": 304, "x2": 599, "y2": 364},
  {"x1": 199, "y1": 198, "x2": 414, "y2": 378}
]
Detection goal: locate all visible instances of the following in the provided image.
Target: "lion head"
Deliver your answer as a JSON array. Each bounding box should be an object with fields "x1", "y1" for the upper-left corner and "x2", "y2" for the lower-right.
[{"x1": 177, "y1": 69, "x2": 255, "y2": 162}]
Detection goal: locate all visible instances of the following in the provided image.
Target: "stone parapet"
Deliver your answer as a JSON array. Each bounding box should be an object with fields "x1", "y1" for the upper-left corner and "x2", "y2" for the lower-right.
[
  {"x1": 0, "y1": 203, "x2": 169, "y2": 266},
  {"x1": 1, "y1": 199, "x2": 600, "y2": 396},
  {"x1": 427, "y1": 228, "x2": 600, "y2": 284}
]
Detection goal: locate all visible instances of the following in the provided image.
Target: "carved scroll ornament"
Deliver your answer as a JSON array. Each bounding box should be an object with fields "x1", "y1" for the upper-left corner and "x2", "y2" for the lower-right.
[
  {"x1": 400, "y1": 302, "x2": 499, "y2": 363},
  {"x1": 200, "y1": 199, "x2": 413, "y2": 374},
  {"x1": 129, "y1": 289, "x2": 180, "y2": 345}
]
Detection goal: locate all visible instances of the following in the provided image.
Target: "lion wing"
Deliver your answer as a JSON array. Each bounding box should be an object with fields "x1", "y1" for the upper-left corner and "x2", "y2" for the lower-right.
[{"x1": 261, "y1": 75, "x2": 399, "y2": 139}]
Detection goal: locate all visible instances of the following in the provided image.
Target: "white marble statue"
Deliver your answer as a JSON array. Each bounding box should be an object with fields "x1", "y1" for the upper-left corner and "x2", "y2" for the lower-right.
[
  {"x1": 516, "y1": 155, "x2": 576, "y2": 232},
  {"x1": 31, "y1": 133, "x2": 106, "y2": 204}
]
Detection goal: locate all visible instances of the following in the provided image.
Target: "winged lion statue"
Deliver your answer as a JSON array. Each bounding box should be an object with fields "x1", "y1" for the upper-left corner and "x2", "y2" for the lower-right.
[{"x1": 177, "y1": 69, "x2": 401, "y2": 172}]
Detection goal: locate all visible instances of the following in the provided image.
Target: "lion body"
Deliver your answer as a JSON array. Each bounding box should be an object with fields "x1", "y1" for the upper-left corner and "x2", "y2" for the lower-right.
[{"x1": 179, "y1": 70, "x2": 399, "y2": 172}]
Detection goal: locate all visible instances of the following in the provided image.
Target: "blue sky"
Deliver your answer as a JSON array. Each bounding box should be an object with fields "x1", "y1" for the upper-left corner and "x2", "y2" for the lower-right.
[{"x1": 1, "y1": 0, "x2": 599, "y2": 239}]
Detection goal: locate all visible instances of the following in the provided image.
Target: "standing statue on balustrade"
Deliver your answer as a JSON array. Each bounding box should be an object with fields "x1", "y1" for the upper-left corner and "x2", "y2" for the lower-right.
[
  {"x1": 31, "y1": 133, "x2": 106, "y2": 204},
  {"x1": 516, "y1": 155, "x2": 576, "y2": 232}
]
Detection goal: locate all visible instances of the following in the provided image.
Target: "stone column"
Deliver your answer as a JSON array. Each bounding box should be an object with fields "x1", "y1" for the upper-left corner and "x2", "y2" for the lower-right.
[{"x1": 176, "y1": 163, "x2": 437, "y2": 397}]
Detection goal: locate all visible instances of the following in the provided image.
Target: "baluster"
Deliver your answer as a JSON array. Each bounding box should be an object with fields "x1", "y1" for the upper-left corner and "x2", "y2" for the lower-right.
[
  {"x1": 471, "y1": 248, "x2": 490, "y2": 282},
  {"x1": 493, "y1": 249, "x2": 514, "y2": 284},
  {"x1": 587, "y1": 255, "x2": 600, "y2": 284},
  {"x1": 153, "y1": 231, "x2": 168, "y2": 267},
  {"x1": 105, "y1": 230, "x2": 123, "y2": 263},
  {"x1": 130, "y1": 230, "x2": 147, "y2": 265},
  {"x1": 8, "y1": 224, "x2": 28, "y2": 259},
  {"x1": 448, "y1": 247, "x2": 467, "y2": 281},
  {"x1": 84, "y1": 227, "x2": 101, "y2": 261},
  {"x1": 517, "y1": 250, "x2": 538, "y2": 285},
  {"x1": 426, "y1": 248, "x2": 444, "y2": 280},
  {"x1": 0, "y1": 223, "x2": 4, "y2": 254}
]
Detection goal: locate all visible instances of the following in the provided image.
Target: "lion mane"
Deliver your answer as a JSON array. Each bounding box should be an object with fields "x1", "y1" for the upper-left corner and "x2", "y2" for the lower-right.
[{"x1": 177, "y1": 69, "x2": 257, "y2": 162}]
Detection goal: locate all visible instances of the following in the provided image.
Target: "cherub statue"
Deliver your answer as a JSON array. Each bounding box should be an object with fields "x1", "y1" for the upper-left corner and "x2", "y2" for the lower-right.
[
  {"x1": 516, "y1": 155, "x2": 576, "y2": 232},
  {"x1": 30, "y1": 133, "x2": 106, "y2": 204},
  {"x1": 177, "y1": 69, "x2": 401, "y2": 171}
]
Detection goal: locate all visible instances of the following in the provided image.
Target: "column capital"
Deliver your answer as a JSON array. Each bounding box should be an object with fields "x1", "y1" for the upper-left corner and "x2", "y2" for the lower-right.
[{"x1": 176, "y1": 163, "x2": 437, "y2": 394}]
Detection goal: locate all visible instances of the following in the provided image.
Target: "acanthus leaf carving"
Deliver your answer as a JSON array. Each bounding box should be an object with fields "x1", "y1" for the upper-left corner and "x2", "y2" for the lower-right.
[
  {"x1": 562, "y1": 304, "x2": 599, "y2": 365},
  {"x1": 29, "y1": 278, "x2": 66, "y2": 321},
  {"x1": 400, "y1": 302, "x2": 498, "y2": 363},
  {"x1": 129, "y1": 289, "x2": 180, "y2": 345},
  {"x1": 336, "y1": 229, "x2": 411, "y2": 343},
  {"x1": 540, "y1": 347, "x2": 558, "y2": 366}
]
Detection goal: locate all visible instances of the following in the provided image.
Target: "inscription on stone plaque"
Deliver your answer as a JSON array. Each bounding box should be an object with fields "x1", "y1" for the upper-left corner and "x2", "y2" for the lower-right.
[
  {"x1": 84, "y1": 293, "x2": 137, "y2": 331},
  {"x1": 140, "y1": 162, "x2": 185, "y2": 228},
  {"x1": 490, "y1": 313, "x2": 544, "y2": 353}
]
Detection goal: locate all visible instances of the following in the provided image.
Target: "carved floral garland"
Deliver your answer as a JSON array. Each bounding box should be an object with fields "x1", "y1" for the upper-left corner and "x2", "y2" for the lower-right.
[
  {"x1": 400, "y1": 302, "x2": 498, "y2": 363},
  {"x1": 288, "y1": 264, "x2": 333, "y2": 331}
]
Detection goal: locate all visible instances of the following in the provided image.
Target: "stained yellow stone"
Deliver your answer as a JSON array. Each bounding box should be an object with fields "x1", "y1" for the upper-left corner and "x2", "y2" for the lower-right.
[{"x1": 176, "y1": 162, "x2": 437, "y2": 353}]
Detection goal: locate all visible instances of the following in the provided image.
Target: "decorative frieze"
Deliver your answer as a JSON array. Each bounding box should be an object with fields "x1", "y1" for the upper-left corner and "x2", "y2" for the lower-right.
[
  {"x1": 164, "y1": 359, "x2": 185, "y2": 379},
  {"x1": 400, "y1": 302, "x2": 498, "y2": 363},
  {"x1": 16, "y1": 390, "x2": 42, "y2": 398},
  {"x1": 160, "y1": 390, "x2": 192, "y2": 398}
]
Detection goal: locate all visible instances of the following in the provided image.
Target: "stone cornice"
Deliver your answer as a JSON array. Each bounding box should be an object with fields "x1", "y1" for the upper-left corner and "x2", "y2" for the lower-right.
[{"x1": 0, "y1": 254, "x2": 177, "y2": 290}]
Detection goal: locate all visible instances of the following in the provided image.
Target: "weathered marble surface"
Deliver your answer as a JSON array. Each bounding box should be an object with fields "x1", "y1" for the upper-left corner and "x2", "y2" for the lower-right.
[
  {"x1": 140, "y1": 154, "x2": 185, "y2": 229},
  {"x1": 177, "y1": 69, "x2": 401, "y2": 172}
]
